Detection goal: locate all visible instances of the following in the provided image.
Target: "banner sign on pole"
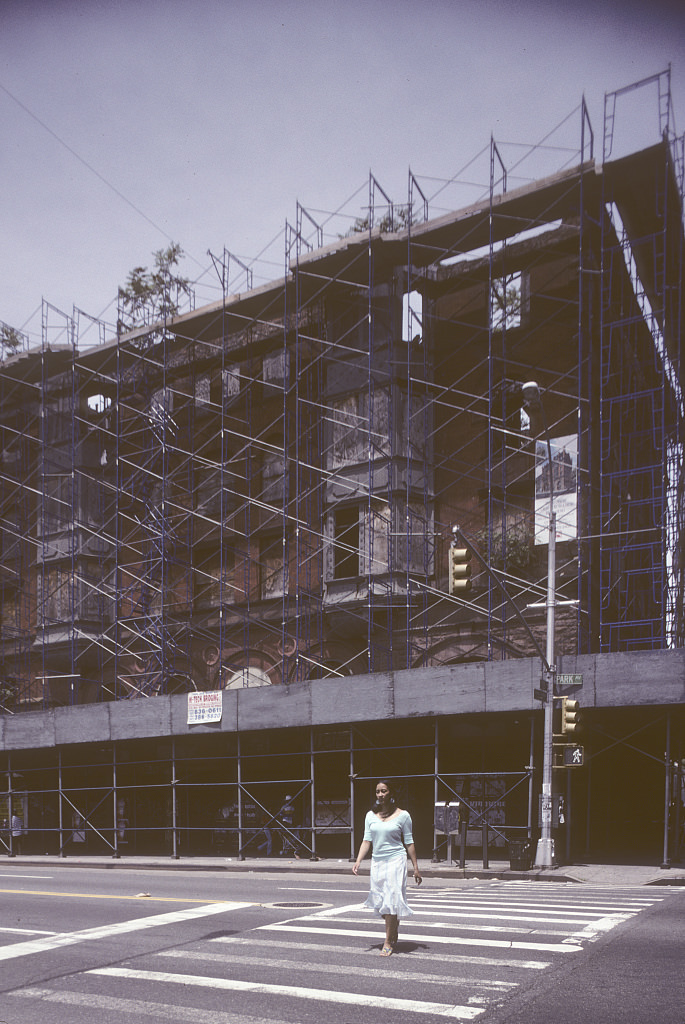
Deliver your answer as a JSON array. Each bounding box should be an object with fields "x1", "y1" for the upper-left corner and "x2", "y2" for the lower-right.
[
  {"x1": 187, "y1": 691, "x2": 223, "y2": 725},
  {"x1": 534, "y1": 434, "x2": 577, "y2": 544}
]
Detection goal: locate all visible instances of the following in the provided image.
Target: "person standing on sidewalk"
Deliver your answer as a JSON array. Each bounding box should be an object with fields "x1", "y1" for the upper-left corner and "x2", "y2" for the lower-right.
[
  {"x1": 11, "y1": 810, "x2": 25, "y2": 855},
  {"x1": 278, "y1": 795, "x2": 301, "y2": 858},
  {"x1": 353, "y1": 779, "x2": 421, "y2": 956}
]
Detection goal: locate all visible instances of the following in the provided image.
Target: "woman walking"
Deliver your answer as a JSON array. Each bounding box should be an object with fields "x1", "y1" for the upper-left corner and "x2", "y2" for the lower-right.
[{"x1": 353, "y1": 779, "x2": 422, "y2": 956}]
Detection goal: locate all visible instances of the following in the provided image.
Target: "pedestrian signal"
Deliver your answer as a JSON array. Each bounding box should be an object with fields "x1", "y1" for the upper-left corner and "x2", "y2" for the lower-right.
[
  {"x1": 561, "y1": 697, "x2": 581, "y2": 736},
  {"x1": 448, "y1": 546, "x2": 472, "y2": 595}
]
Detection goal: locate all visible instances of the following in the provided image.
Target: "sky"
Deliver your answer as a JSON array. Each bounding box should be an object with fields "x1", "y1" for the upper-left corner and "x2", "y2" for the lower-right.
[{"x1": 1, "y1": 0, "x2": 684, "y2": 348}]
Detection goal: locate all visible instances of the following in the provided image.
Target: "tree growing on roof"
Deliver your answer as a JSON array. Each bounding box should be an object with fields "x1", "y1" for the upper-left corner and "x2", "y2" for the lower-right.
[
  {"x1": 117, "y1": 242, "x2": 193, "y2": 332},
  {"x1": 0, "y1": 323, "x2": 24, "y2": 360},
  {"x1": 341, "y1": 205, "x2": 412, "y2": 238}
]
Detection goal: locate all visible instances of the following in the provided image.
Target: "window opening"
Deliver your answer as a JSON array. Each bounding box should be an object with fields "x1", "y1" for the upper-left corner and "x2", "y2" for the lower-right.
[
  {"x1": 403, "y1": 289, "x2": 423, "y2": 343},
  {"x1": 86, "y1": 394, "x2": 111, "y2": 414},
  {"x1": 490, "y1": 272, "x2": 523, "y2": 332},
  {"x1": 334, "y1": 506, "x2": 360, "y2": 579}
]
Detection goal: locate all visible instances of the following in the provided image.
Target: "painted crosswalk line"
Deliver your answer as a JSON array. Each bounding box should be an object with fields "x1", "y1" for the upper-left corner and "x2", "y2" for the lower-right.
[
  {"x1": 211, "y1": 933, "x2": 552, "y2": 969},
  {"x1": 259, "y1": 920, "x2": 584, "y2": 953},
  {"x1": 0, "y1": 900, "x2": 253, "y2": 962},
  {"x1": 89, "y1": 966, "x2": 486, "y2": 1020},
  {"x1": 9, "y1": 988, "x2": 291, "y2": 1024},
  {"x1": 6, "y1": 881, "x2": 682, "y2": 1023},
  {"x1": 158, "y1": 945, "x2": 520, "y2": 992}
]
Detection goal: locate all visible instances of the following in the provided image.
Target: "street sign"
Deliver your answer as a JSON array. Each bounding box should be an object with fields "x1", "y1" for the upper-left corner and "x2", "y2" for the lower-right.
[
  {"x1": 557, "y1": 673, "x2": 583, "y2": 687},
  {"x1": 534, "y1": 687, "x2": 548, "y2": 703},
  {"x1": 563, "y1": 745, "x2": 585, "y2": 767}
]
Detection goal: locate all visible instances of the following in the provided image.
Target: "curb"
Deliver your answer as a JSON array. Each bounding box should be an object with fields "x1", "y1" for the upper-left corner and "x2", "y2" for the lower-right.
[{"x1": 7, "y1": 855, "x2": 683, "y2": 885}]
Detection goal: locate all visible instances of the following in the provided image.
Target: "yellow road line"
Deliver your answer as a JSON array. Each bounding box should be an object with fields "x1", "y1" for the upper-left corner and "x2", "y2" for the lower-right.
[{"x1": 0, "y1": 888, "x2": 226, "y2": 903}]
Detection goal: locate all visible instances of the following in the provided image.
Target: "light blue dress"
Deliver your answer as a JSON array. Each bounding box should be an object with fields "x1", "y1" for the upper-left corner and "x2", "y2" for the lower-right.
[{"x1": 362, "y1": 809, "x2": 414, "y2": 918}]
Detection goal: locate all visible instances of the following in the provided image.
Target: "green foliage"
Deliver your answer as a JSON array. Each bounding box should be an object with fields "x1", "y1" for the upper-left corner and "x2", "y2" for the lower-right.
[
  {"x1": 117, "y1": 242, "x2": 193, "y2": 332},
  {"x1": 476, "y1": 519, "x2": 532, "y2": 573},
  {"x1": 342, "y1": 205, "x2": 411, "y2": 238},
  {"x1": 0, "y1": 681, "x2": 16, "y2": 707},
  {"x1": 0, "y1": 324, "x2": 24, "y2": 360}
]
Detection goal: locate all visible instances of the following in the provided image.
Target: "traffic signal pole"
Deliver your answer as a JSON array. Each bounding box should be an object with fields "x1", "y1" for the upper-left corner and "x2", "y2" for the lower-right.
[
  {"x1": 450, "y1": 383, "x2": 565, "y2": 870},
  {"x1": 450, "y1": 515, "x2": 560, "y2": 868},
  {"x1": 536, "y1": 507, "x2": 556, "y2": 869},
  {"x1": 521, "y1": 381, "x2": 557, "y2": 869}
]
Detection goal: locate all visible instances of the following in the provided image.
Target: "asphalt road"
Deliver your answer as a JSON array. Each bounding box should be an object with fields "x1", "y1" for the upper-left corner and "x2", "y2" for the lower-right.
[{"x1": 0, "y1": 864, "x2": 683, "y2": 1023}]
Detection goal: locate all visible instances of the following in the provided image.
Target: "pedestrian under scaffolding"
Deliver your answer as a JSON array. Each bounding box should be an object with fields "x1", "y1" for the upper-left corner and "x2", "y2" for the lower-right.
[
  {"x1": 255, "y1": 811, "x2": 273, "y2": 857},
  {"x1": 11, "y1": 811, "x2": 26, "y2": 855},
  {"x1": 278, "y1": 794, "x2": 301, "y2": 858}
]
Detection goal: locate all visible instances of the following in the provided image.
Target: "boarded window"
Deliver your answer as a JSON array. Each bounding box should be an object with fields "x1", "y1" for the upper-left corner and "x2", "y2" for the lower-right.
[
  {"x1": 222, "y1": 365, "x2": 241, "y2": 399},
  {"x1": 195, "y1": 375, "x2": 211, "y2": 406},
  {"x1": 327, "y1": 390, "x2": 390, "y2": 469},
  {"x1": 261, "y1": 540, "x2": 287, "y2": 599},
  {"x1": 261, "y1": 446, "x2": 287, "y2": 505},
  {"x1": 263, "y1": 351, "x2": 289, "y2": 388},
  {"x1": 359, "y1": 502, "x2": 391, "y2": 575},
  {"x1": 36, "y1": 566, "x2": 73, "y2": 624}
]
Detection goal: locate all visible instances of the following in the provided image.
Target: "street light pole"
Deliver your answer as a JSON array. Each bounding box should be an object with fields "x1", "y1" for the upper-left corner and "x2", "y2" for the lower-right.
[
  {"x1": 522, "y1": 381, "x2": 556, "y2": 869},
  {"x1": 537, "y1": 505, "x2": 556, "y2": 868}
]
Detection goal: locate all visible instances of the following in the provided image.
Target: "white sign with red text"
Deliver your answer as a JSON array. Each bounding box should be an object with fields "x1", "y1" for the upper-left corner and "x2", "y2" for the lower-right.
[{"x1": 187, "y1": 691, "x2": 223, "y2": 725}]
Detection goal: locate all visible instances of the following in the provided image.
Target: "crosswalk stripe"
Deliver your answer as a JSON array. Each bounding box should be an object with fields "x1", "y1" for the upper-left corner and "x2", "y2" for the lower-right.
[
  {"x1": 376, "y1": 907, "x2": 614, "y2": 924},
  {"x1": 157, "y1": 947, "x2": 518, "y2": 992},
  {"x1": 412, "y1": 898, "x2": 654, "y2": 914},
  {"x1": 0, "y1": 926, "x2": 58, "y2": 936},
  {"x1": 0, "y1": 900, "x2": 252, "y2": 963},
  {"x1": 89, "y1": 966, "x2": 486, "y2": 1020},
  {"x1": 211, "y1": 934, "x2": 552, "y2": 969},
  {"x1": 260, "y1": 922, "x2": 584, "y2": 953},
  {"x1": 413, "y1": 890, "x2": 661, "y2": 902},
  {"x1": 307, "y1": 899, "x2": 606, "y2": 925},
  {"x1": 10, "y1": 882, "x2": 676, "y2": 1024},
  {"x1": 313, "y1": 895, "x2": 651, "y2": 922},
  {"x1": 315, "y1": 913, "x2": 574, "y2": 935},
  {"x1": 9, "y1": 986, "x2": 286, "y2": 1024},
  {"x1": 429, "y1": 886, "x2": 663, "y2": 904},
  {"x1": 566, "y1": 913, "x2": 637, "y2": 943}
]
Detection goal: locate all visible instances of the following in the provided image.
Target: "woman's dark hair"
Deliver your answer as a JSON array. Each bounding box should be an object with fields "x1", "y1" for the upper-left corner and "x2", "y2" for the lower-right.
[{"x1": 372, "y1": 778, "x2": 397, "y2": 812}]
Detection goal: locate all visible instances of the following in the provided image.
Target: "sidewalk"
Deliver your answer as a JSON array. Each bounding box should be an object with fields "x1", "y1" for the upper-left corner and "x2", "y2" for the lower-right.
[{"x1": 5, "y1": 853, "x2": 685, "y2": 886}]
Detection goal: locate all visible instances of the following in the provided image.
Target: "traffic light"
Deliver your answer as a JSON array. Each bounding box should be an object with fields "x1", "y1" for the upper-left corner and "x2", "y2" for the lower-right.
[
  {"x1": 448, "y1": 545, "x2": 472, "y2": 595},
  {"x1": 563, "y1": 745, "x2": 585, "y2": 767},
  {"x1": 560, "y1": 697, "x2": 581, "y2": 737}
]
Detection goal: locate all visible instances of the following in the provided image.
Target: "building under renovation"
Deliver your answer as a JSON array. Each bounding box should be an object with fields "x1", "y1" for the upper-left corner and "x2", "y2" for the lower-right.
[{"x1": 1, "y1": 71, "x2": 684, "y2": 866}]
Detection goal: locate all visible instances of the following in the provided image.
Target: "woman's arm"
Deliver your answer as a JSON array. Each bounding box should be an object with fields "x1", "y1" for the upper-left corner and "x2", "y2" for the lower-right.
[
  {"x1": 405, "y1": 842, "x2": 422, "y2": 885},
  {"x1": 352, "y1": 839, "x2": 372, "y2": 874}
]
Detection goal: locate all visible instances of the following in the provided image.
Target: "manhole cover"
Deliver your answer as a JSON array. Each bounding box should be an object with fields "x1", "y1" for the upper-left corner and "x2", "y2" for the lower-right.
[{"x1": 272, "y1": 901, "x2": 324, "y2": 908}]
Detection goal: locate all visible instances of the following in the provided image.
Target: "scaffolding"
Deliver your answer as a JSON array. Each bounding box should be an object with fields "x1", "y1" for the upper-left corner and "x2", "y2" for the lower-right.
[
  {"x1": 2, "y1": 705, "x2": 682, "y2": 864},
  {"x1": 598, "y1": 71, "x2": 684, "y2": 649},
  {"x1": 0, "y1": 332, "x2": 35, "y2": 713},
  {"x1": 0, "y1": 71, "x2": 683, "y2": 718},
  {"x1": 0, "y1": 714, "x2": 535, "y2": 862}
]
